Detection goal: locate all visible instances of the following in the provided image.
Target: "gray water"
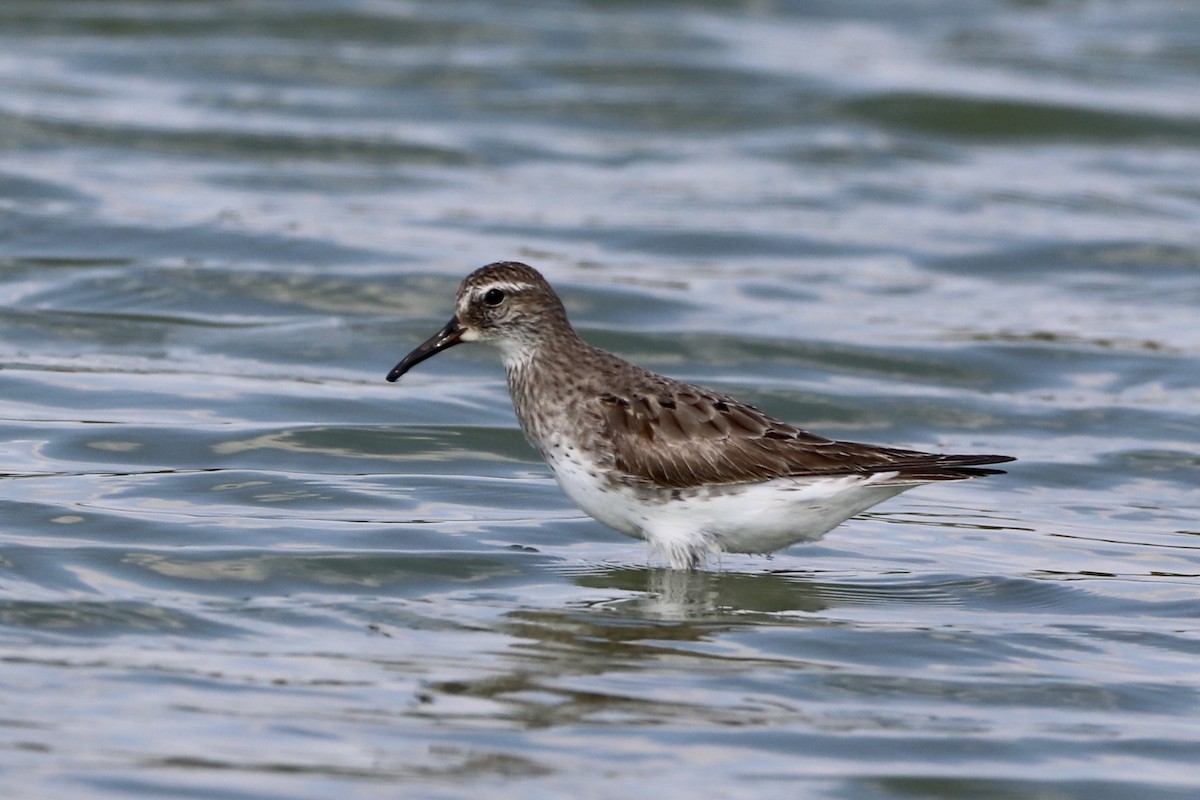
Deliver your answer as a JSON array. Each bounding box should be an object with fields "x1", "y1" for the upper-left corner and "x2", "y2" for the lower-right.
[{"x1": 2, "y1": 2, "x2": 1199, "y2": 798}]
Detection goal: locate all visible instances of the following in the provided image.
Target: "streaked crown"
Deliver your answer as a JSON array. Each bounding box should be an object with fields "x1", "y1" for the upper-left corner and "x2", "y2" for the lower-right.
[{"x1": 455, "y1": 261, "x2": 570, "y2": 347}]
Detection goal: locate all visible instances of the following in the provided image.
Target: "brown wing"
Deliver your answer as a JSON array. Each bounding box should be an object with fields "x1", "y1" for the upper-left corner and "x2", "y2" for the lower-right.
[{"x1": 598, "y1": 384, "x2": 1013, "y2": 489}]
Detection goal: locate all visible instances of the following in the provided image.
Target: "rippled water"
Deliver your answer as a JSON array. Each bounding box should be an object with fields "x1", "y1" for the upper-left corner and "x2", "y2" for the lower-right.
[{"x1": 2, "y1": 2, "x2": 1199, "y2": 798}]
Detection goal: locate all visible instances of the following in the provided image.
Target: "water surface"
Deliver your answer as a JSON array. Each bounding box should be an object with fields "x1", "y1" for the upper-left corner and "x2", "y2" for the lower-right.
[{"x1": 1, "y1": 2, "x2": 1199, "y2": 798}]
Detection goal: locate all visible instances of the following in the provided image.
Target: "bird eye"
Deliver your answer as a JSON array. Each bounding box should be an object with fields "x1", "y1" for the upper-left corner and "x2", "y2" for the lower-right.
[{"x1": 483, "y1": 288, "x2": 506, "y2": 306}]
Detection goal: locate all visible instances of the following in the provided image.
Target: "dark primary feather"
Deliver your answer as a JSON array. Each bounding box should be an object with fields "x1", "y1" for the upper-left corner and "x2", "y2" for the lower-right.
[{"x1": 596, "y1": 379, "x2": 1013, "y2": 489}]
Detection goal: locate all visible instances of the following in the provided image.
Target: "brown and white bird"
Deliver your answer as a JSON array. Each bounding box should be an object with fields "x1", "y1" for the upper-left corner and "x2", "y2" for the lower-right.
[{"x1": 388, "y1": 262, "x2": 1013, "y2": 569}]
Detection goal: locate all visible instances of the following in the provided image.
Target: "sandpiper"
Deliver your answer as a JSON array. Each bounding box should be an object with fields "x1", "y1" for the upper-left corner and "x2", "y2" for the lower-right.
[{"x1": 387, "y1": 262, "x2": 1013, "y2": 569}]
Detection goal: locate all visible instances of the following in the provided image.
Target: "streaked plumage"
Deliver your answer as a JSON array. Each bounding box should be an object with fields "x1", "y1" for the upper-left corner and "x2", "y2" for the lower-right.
[{"x1": 388, "y1": 261, "x2": 1013, "y2": 569}]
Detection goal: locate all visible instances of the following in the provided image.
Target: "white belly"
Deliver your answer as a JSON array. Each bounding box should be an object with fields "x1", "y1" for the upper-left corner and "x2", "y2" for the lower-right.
[{"x1": 544, "y1": 445, "x2": 910, "y2": 569}]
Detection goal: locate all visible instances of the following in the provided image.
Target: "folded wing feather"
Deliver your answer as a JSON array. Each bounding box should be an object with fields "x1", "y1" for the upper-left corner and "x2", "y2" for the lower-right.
[{"x1": 598, "y1": 385, "x2": 1011, "y2": 489}]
